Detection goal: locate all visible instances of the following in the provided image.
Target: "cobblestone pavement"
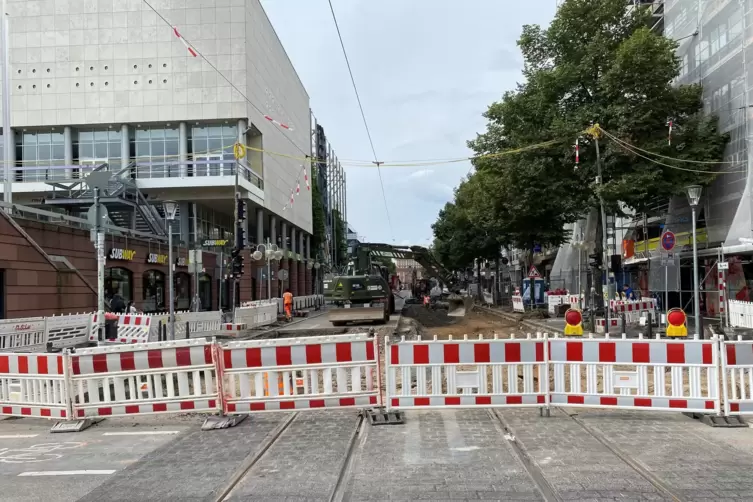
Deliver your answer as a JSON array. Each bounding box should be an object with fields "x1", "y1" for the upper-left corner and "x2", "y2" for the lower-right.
[{"x1": 3, "y1": 408, "x2": 753, "y2": 501}]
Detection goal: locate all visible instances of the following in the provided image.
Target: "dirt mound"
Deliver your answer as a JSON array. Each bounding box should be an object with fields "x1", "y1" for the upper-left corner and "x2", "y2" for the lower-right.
[{"x1": 402, "y1": 304, "x2": 519, "y2": 339}]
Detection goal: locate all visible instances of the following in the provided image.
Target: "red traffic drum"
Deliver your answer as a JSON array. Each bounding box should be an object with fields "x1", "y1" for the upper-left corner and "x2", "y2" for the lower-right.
[
  {"x1": 666, "y1": 308, "x2": 687, "y2": 337},
  {"x1": 564, "y1": 308, "x2": 583, "y2": 336}
]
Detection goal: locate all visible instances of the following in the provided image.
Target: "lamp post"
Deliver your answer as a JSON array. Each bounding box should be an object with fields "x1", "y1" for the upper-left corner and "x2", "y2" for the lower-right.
[
  {"x1": 685, "y1": 185, "x2": 702, "y2": 336},
  {"x1": 265, "y1": 245, "x2": 284, "y2": 299},
  {"x1": 163, "y1": 201, "x2": 178, "y2": 340}
]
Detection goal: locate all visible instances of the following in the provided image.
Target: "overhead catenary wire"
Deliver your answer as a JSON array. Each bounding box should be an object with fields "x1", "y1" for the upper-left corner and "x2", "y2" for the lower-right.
[{"x1": 326, "y1": 0, "x2": 394, "y2": 240}]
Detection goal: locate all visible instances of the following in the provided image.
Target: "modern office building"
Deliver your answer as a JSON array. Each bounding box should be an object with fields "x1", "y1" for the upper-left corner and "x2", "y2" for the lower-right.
[{"x1": 0, "y1": 0, "x2": 327, "y2": 316}]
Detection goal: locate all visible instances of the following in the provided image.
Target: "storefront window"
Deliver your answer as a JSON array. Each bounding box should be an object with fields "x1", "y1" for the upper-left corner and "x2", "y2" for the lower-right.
[
  {"x1": 143, "y1": 270, "x2": 166, "y2": 312},
  {"x1": 175, "y1": 272, "x2": 191, "y2": 311},
  {"x1": 105, "y1": 267, "x2": 133, "y2": 304},
  {"x1": 199, "y1": 273, "x2": 212, "y2": 311}
]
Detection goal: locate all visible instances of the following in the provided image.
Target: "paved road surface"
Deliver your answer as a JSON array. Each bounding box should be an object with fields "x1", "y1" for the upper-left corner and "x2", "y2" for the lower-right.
[{"x1": 2, "y1": 408, "x2": 753, "y2": 501}]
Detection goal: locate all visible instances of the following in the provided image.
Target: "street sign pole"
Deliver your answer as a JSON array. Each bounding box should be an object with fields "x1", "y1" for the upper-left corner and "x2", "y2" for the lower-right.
[
  {"x1": 85, "y1": 172, "x2": 112, "y2": 345},
  {"x1": 660, "y1": 229, "x2": 676, "y2": 314}
]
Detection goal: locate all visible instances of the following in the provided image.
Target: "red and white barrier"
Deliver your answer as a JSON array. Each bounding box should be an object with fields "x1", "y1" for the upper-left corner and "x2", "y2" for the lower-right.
[
  {"x1": 218, "y1": 334, "x2": 380, "y2": 413},
  {"x1": 69, "y1": 339, "x2": 218, "y2": 418},
  {"x1": 46, "y1": 313, "x2": 93, "y2": 349},
  {"x1": 103, "y1": 314, "x2": 151, "y2": 344},
  {"x1": 0, "y1": 317, "x2": 47, "y2": 352},
  {"x1": 595, "y1": 318, "x2": 619, "y2": 333},
  {"x1": 549, "y1": 334, "x2": 720, "y2": 413},
  {"x1": 609, "y1": 299, "x2": 657, "y2": 324},
  {"x1": 386, "y1": 334, "x2": 548, "y2": 411},
  {"x1": 0, "y1": 352, "x2": 70, "y2": 419},
  {"x1": 721, "y1": 338, "x2": 753, "y2": 415}
]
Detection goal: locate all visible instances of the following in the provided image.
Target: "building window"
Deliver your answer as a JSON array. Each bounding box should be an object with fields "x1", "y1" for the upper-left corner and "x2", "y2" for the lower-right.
[
  {"x1": 133, "y1": 126, "x2": 180, "y2": 177},
  {"x1": 16, "y1": 131, "x2": 65, "y2": 182},
  {"x1": 189, "y1": 124, "x2": 237, "y2": 176},
  {"x1": 105, "y1": 267, "x2": 133, "y2": 305},
  {"x1": 187, "y1": 203, "x2": 233, "y2": 247},
  {"x1": 142, "y1": 270, "x2": 166, "y2": 313},
  {"x1": 74, "y1": 128, "x2": 122, "y2": 179}
]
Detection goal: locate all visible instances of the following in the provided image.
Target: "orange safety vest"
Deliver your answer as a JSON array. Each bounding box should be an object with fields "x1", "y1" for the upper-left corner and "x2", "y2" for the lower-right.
[{"x1": 283, "y1": 292, "x2": 293, "y2": 306}]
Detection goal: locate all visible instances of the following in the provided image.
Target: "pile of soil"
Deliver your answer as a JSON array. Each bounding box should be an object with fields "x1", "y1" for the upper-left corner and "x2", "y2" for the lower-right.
[{"x1": 401, "y1": 304, "x2": 519, "y2": 339}]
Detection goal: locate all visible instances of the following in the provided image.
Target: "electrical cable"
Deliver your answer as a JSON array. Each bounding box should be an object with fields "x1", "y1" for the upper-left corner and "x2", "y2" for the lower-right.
[{"x1": 326, "y1": 0, "x2": 394, "y2": 240}]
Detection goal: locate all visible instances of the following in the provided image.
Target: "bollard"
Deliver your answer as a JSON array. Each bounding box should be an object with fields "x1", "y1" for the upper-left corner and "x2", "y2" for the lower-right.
[
  {"x1": 646, "y1": 312, "x2": 653, "y2": 338},
  {"x1": 161, "y1": 322, "x2": 167, "y2": 342},
  {"x1": 620, "y1": 313, "x2": 626, "y2": 336},
  {"x1": 186, "y1": 321, "x2": 190, "y2": 340},
  {"x1": 157, "y1": 320, "x2": 162, "y2": 341}
]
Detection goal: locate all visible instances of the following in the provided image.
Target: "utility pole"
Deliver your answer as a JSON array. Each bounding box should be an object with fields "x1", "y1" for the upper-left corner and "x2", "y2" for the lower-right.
[
  {"x1": 1, "y1": 0, "x2": 11, "y2": 208},
  {"x1": 592, "y1": 124, "x2": 610, "y2": 329}
]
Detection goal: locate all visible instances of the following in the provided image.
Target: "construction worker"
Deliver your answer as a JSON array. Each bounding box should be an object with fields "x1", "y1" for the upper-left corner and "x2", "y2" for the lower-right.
[{"x1": 283, "y1": 288, "x2": 293, "y2": 321}]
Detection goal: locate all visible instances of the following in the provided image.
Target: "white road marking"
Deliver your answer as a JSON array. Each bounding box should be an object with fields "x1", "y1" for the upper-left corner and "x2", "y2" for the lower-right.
[
  {"x1": 0, "y1": 435, "x2": 39, "y2": 439},
  {"x1": 102, "y1": 431, "x2": 180, "y2": 436},
  {"x1": 18, "y1": 470, "x2": 115, "y2": 476}
]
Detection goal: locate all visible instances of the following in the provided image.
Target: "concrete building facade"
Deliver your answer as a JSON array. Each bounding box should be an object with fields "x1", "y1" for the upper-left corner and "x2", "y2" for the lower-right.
[{"x1": 0, "y1": 0, "x2": 321, "y2": 314}]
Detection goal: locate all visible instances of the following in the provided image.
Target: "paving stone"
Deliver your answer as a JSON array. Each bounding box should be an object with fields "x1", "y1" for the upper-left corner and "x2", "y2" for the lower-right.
[
  {"x1": 343, "y1": 409, "x2": 543, "y2": 502},
  {"x1": 224, "y1": 410, "x2": 360, "y2": 501},
  {"x1": 76, "y1": 413, "x2": 288, "y2": 502},
  {"x1": 575, "y1": 409, "x2": 753, "y2": 501}
]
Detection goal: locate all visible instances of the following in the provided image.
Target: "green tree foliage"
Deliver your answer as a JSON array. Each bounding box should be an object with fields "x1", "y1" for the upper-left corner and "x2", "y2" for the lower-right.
[
  {"x1": 332, "y1": 209, "x2": 348, "y2": 268},
  {"x1": 455, "y1": 0, "x2": 727, "y2": 254},
  {"x1": 310, "y1": 167, "x2": 327, "y2": 259}
]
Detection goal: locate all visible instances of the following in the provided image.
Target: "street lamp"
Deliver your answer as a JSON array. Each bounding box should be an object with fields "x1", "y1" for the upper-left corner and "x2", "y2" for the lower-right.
[
  {"x1": 163, "y1": 200, "x2": 178, "y2": 340},
  {"x1": 685, "y1": 185, "x2": 702, "y2": 337}
]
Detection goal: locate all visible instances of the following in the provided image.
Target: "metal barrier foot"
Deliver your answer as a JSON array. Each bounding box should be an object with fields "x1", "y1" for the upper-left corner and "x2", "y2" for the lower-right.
[
  {"x1": 366, "y1": 408, "x2": 404, "y2": 426},
  {"x1": 201, "y1": 414, "x2": 247, "y2": 431},
  {"x1": 699, "y1": 415, "x2": 747, "y2": 428},
  {"x1": 50, "y1": 418, "x2": 103, "y2": 433},
  {"x1": 538, "y1": 407, "x2": 551, "y2": 418}
]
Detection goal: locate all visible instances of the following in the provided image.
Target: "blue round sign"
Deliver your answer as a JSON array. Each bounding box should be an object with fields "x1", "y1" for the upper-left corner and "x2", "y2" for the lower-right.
[{"x1": 661, "y1": 231, "x2": 675, "y2": 252}]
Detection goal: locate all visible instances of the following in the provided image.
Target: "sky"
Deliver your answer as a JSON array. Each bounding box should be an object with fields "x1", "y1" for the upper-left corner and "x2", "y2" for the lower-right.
[{"x1": 262, "y1": 0, "x2": 558, "y2": 246}]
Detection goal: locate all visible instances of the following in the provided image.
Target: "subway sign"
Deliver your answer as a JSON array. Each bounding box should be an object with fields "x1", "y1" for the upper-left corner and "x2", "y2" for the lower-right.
[
  {"x1": 109, "y1": 248, "x2": 136, "y2": 261},
  {"x1": 147, "y1": 253, "x2": 168, "y2": 265},
  {"x1": 202, "y1": 239, "x2": 229, "y2": 247}
]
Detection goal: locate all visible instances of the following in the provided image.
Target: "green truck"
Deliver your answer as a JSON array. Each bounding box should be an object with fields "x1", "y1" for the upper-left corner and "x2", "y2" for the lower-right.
[{"x1": 323, "y1": 243, "x2": 469, "y2": 326}]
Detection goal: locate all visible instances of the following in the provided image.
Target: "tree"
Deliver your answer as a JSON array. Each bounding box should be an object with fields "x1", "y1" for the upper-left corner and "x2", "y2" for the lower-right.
[{"x1": 460, "y1": 0, "x2": 727, "y2": 301}]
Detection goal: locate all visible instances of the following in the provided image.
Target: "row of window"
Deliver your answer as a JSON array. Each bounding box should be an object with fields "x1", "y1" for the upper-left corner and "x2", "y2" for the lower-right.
[
  {"x1": 1, "y1": 124, "x2": 239, "y2": 169},
  {"x1": 105, "y1": 268, "x2": 214, "y2": 313}
]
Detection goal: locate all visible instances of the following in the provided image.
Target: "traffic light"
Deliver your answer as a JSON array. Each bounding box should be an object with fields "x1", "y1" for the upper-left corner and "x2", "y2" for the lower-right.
[
  {"x1": 235, "y1": 196, "x2": 247, "y2": 250},
  {"x1": 230, "y1": 248, "x2": 244, "y2": 278},
  {"x1": 588, "y1": 252, "x2": 602, "y2": 268}
]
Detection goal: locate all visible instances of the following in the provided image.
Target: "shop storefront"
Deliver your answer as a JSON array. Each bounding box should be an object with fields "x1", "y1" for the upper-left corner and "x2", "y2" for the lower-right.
[
  {"x1": 175, "y1": 272, "x2": 191, "y2": 311},
  {"x1": 105, "y1": 267, "x2": 133, "y2": 304},
  {"x1": 199, "y1": 273, "x2": 212, "y2": 311},
  {"x1": 143, "y1": 270, "x2": 166, "y2": 312}
]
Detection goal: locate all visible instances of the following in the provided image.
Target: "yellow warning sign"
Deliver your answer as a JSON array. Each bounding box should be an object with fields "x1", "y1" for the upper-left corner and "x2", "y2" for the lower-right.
[{"x1": 233, "y1": 142, "x2": 246, "y2": 160}]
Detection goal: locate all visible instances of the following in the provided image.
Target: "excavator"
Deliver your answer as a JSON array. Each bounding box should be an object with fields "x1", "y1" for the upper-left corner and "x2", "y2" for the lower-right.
[{"x1": 323, "y1": 243, "x2": 472, "y2": 326}]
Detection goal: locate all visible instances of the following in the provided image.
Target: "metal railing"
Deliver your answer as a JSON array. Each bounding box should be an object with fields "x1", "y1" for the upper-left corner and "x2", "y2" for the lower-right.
[{"x1": 4, "y1": 160, "x2": 264, "y2": 191}]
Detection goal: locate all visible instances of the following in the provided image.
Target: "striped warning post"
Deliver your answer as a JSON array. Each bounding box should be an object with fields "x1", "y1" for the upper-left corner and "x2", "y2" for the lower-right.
[
  {"x1": 0, "y1": 353, "x2": 70, "y2": 419},
  {"x1": 219, "y1": 334, "x2": 379, "y2": 413},
  {"x1": 69, "y1": 338, "x2": 218, "y2": 418},
  {"x1": 549, "y1": 335, "x2": 719, "y2": 413},
  {"x1": 386, "y1": 334, "x2": 548, "y2": 411}
]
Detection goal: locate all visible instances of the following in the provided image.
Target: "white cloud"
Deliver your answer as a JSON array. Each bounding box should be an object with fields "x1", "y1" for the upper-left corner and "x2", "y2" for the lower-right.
[{"x1": 407, "y1": 169, "x2": 434, "y2": 179}]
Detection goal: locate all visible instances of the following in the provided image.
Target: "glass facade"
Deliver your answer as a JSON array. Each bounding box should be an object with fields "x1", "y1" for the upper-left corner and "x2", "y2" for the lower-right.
[
  {"x1": 74, "y1": 129, "x2": 122, "y2": 178},
  {"x1": 16, "y1": 131, "x2": 65, "y2": 182},
  {"x1": 190, "y1": 124, "x2": 237, "y2": 176},
  {"x1": 188, "y1": 203, "x2": 233, "y2": 247},
  {"x1": 175, "y1": 272, "x2": 191, "y2": 311},
  {"x1": 134, "y1": 126, "x2": 180, "y2": 177}
]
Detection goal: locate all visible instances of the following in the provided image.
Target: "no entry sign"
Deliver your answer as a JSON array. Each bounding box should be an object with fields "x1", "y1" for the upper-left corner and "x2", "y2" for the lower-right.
[{"x1": 661, "y1": 231, "x2": 675, "y2": 252}]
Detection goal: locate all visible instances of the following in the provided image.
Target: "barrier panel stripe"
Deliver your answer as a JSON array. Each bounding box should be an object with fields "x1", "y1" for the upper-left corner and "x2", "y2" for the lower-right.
[
  {"x1": 76, "y1": 399, "x2": 218, "y2": 418},
  {"x1": 227, "y1": 396, "x2": 377, "y2": 412},
  {"x1": 0, "y1": 353, "x2": 64, "y2": 375},
  {"x1": 72, "y1": 344, "x2": 212, "y2": 375},
  {"x1": 224, "y1": 340, "x2": 374, "y2": 369},
  {"x1": 549, "y1": 339, "x2": 712, "y2": 365},
  {"x1": 390, "y1": 340, "x2": 544, "y2": 365}
]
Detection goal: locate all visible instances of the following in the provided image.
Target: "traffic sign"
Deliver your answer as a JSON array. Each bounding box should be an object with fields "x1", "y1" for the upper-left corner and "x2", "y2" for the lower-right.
[
  {"x1": 660, "y1": 231, "x2": 676, "y2": 252},
  {"x1": 528, "y1": 265, "x2": 541, "y2": 278},
  {"x1": 719, "y1": 261, "x2": 729, "y2": 271}
]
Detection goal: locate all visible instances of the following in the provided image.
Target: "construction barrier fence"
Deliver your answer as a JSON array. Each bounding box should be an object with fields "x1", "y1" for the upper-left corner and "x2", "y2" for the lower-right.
[{"x1": 4, "y1": 333, "x2": 753, "y2": 429}]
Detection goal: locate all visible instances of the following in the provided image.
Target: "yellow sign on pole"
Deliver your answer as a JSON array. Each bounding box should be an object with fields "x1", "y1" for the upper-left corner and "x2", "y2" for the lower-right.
[{"x1": 233, "y1": 142, "x2": 246, "y2": 160}]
